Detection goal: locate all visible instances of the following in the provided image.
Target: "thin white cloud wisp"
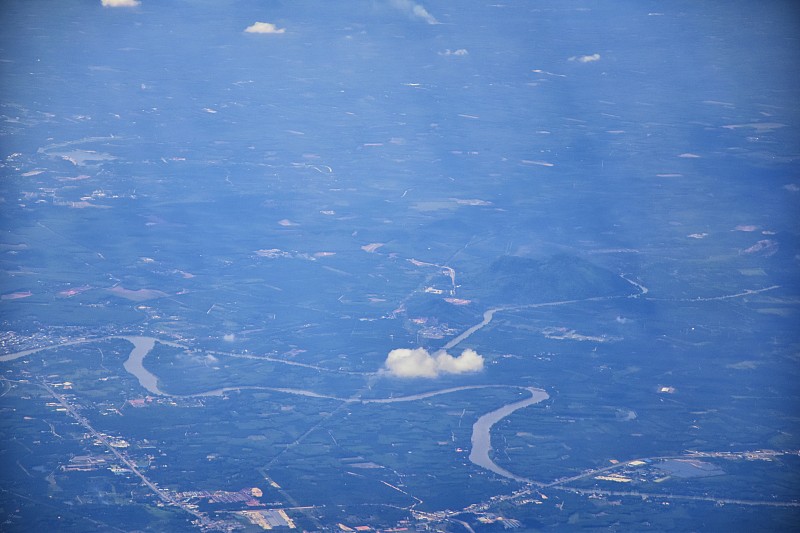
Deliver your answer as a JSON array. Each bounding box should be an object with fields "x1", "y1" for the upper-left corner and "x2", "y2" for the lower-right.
[{"x1": 390, "y1": 0, "x2": 438, "y2": 24}]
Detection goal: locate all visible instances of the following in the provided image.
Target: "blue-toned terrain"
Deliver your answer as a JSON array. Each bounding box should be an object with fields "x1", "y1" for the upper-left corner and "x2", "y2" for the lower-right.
[{"x1": 1, "y1": 1, "x2": 799, "y2": 531}]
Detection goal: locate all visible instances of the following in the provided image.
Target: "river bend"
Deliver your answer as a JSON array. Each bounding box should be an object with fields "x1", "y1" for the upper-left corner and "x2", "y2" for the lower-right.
[{"x1": 2, "y1": 335, "x2": 548, "y2": 484}]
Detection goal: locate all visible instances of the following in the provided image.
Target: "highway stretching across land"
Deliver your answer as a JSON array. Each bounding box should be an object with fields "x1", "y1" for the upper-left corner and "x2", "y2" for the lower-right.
[{"x1": 37, "y1": 380, "x2": 211, "y2": 528}]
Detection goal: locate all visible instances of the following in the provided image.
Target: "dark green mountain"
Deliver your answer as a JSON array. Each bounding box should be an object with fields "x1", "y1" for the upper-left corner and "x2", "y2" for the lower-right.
[{"x1": 464, "y1": 254, "x2": 633, "y2": 305}]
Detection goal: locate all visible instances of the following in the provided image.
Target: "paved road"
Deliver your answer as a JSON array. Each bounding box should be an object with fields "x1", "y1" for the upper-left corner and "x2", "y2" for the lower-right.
[{"x1": 39, "y1": 381, "x2": 210, "y2": 526}]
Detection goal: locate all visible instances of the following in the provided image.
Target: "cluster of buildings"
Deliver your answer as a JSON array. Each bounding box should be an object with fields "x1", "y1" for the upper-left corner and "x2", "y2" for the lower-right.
[{"x1": 176, "y1": 488, "x2": 266, "y2": 508}]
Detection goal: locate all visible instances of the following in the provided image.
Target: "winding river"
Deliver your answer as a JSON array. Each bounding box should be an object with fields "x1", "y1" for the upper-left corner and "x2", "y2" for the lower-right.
[
  {"x1": 469, "y1": 387, "x2": 549, "y2": 485},
  {"x1": 1, "y1": 335, "x2": 548, "y2": 484},
  {"x1": 4, "y1": 281, "x2": 779, "y2": 489}
]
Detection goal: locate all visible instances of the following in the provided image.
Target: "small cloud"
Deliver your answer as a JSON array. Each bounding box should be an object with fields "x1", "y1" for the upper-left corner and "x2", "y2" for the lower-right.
[
  {"x1": 435, "y1": 348, "x2": 484, "y2": 374},
  {"x1": 569, "y1": 53, "x2": 601, "y2": 63},
  {"x1": 734, "y1": 224, "x2": 758, "y2": 232},
  {"x1": 384, "y1": 347, "x2": 484, "y2": 378},
  {"x1": 244, "y1": 22, "x2": 286, "y2": 34},
  {"x1": 385, "y1": 348, "x2": 439, "y2": 378},
  {"x1": 390, "y1": 0, "x2": 438, "y2": 24},
  {"x1": 101, "y1": 0, "x2": 140, "y2": 6},
  {"x1": 440, "y1": 49, "x2": 469, "y2": 56}
]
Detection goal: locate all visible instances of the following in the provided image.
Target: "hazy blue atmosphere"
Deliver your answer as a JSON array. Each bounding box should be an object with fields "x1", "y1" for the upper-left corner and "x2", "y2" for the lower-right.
[{"x1": 1, "y1": 1, "x2": 799, "y2": 531}]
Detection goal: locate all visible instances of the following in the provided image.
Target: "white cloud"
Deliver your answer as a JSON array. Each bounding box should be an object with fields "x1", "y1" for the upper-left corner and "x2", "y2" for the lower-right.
[
  {"x1": 390, "y1": 0, "x2": 438, "y2": 24},
  {"x1": 385, "y1": 348, "x2": 439, "y2": 378},
  {"x1": 244, "y1": 22, "x2": 286, "y2": 34},
  {"x1": 435, "y1": 348, "x2": 484, "y2": 374},
  {"x1": 101, "y1": 0, "x2": 140, "y2": 6},
  {"x1": 440, "y1": 49, "x2": 469, "y2": 56},
  {"x1": 384, "y1": 347, "x2": 484, "y2": 378},
  {"x1": 569, "y1": 53, "x2": 601, "y2": 63}
]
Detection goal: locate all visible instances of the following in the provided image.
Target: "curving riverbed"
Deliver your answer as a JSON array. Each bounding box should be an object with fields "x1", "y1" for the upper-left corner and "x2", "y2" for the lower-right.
[
  {"x1": 469, "y1": 387, "x2": 549, "y2": 485},
  {"x1": 118, "y1": 336, "x2": 549, "y2": 483},
  {"x1": 2, "y1": 334, "x2": 549, "y2": 484}
]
